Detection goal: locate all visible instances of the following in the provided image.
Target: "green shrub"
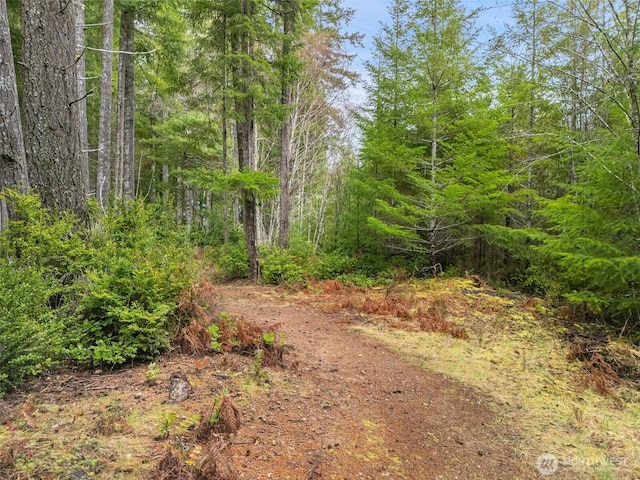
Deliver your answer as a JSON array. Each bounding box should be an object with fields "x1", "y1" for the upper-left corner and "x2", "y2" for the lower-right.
[
  {"x1": 311, "y1": 251, "x2": 358, "y2": 279},
  {"x1": 211, "y1": 242, "x2": 249, "y2": 280},
  {"x1": 260, "y1": 245, "x2": 307, "y2": 286},
  {"x1": 0, "y1": 192, "x2": 86, "y2": 394},
  {"x1": 0, "y1": 262, "x2": 63, "y2": 394},
  {"x1": 69, "y1": 200, "x2": 195, "y2": 366},
  {"x1": 0, "y1": 194, "x2": 197, "y2": 382}
]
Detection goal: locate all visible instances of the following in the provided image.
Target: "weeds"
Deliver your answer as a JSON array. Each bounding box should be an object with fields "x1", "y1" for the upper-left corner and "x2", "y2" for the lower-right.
[
  {"x1": 325, "y1": 286, "x2": 469, "y2": 339},
  {"x1": 150, "y1": 393, "x2": 241, "y2": 480},
  {"x1": 175, "y1": 281, "x2": 287, "y2": 366},
  {"x1": 146, "y1": 362, "x2": 161, "y2": 385}
]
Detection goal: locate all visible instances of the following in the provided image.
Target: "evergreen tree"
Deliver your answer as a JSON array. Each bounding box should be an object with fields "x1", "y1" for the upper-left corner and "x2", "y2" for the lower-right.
[
  {"x1": 349, "y1": 0, "x2": 495, "y2": 270},
  {"x1": 21, "y1": 0, "x2": 88, "y2": 219}
]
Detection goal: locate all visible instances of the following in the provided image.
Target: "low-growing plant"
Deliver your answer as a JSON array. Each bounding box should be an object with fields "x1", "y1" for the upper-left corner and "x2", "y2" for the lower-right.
[
  {"x1": 69, "y1": 200, "x2": 196, "y2": 366},
  {"x1": 157, "y1": 410, "x2": 178, "y2": 439},
  {"x1": 251, "y1": 349, "x2": 269, "y2": 384},
  {"x1": 312, "y1": 251, "x2": 359, "y2": 279},
  {"x1": 146, "y1": 362, "x2": 161, "y2": 384},
  {"x1": 0, "y1": 262, "x2": 63, "y2": 394},
  {"x1": 207, "y1": 324, "x2": 223, "y2": 353},
  {"x1": 210, "y1": 242, "x2": 249, "y2": 280},
  {"x1": 260, "y1": 245, "x2": 307, "y2": 286}
]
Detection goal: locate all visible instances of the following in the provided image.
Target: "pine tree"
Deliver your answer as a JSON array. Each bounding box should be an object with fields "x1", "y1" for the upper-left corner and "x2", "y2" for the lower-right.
[
  {"x1": 351, "y1": 0, "x2": 491, "y2": 269},
  {"x1": 21, "y1": 0, "x2": 88, "y2": 219}
]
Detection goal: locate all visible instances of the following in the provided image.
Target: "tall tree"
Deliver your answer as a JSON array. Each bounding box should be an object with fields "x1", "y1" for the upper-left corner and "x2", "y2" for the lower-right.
[
  {"x1": 0, "y1": 0, "x2": 28, "y2": 229},
  {"x1": 533, "y1": 0, "x2": 640, "y2": 322},
  {"x1": 21, "y1": 0, "x2": 87, "y2": 219},
  {"x1": 352, "y1": 0, "x2": 485, "y2": 267},
  {"x1": 97, "y1": 0, "x2": 114, "y2": 210},
  {"x1": 232, "y1": 0, "x2": 261, "y2": 280},
  {"x1": 115, "y1": 5, "x2": 136, "y2": 199},
  {"x1": 74, "y1": 0, "x2": 90, "y2": 194},
  {"x1": 277, "y1": 0, "x2": 296, "y2": 248}
]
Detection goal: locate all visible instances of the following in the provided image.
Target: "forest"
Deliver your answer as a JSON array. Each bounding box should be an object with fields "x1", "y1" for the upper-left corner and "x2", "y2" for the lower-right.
[{"x1": 2, "y1": 0, "x2": 640, "y2": 396}]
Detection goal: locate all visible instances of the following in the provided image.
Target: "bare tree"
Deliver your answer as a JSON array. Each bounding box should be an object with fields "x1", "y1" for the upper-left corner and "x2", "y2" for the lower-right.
[{"x1": 0, "y1": 0, "x2": 28, "y2": 229}]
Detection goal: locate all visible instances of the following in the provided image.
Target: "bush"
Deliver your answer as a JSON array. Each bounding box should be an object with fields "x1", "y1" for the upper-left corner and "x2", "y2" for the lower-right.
[
  {"x1": 0, "y1": 192, "x2": 85, "y2": 394},
  {"x1": 312, "y1": 251, "x2": 359, "y2": 279},
  {"x1": 260, "y1": 245, "x2": 308, "y2": 286},
  {"x1": 210, "y1": 242, "x2": 249, "y2": 280},
  {"x1": 0, "y1": 194, "x2": 197, "y2": 385},
  {"x1": 0, "y1": 190, "x2": 89, "y2": 301},
  {"x1": 0, "y1": 262, "x2": 63, "y2": 395},
  {"x1": 69, "y1": 200, "x2": 196, "y2": 366}
]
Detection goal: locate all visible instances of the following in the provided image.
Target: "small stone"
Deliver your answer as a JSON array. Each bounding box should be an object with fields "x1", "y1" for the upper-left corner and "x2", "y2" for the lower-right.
[{"x1": 168, "y1": 372, "x2": 191, "y2": 402}]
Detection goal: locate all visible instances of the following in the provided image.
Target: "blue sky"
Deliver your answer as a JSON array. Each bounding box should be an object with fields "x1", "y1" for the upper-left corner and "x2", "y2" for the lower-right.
[
  {"x1": 342, "y1": 0, "x2": 513, "y2": 53},
  {"x1": 341, "y1": 0, "x2": 514, "y2": 104}
]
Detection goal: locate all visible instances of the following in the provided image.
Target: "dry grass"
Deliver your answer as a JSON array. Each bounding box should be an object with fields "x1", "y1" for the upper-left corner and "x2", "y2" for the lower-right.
[
  {"x1": 311, "y1": 280, "x2": 469, "y2": 339},
  {"x1": 354, "y1": 277, "x2": 640, "y2": 480}
]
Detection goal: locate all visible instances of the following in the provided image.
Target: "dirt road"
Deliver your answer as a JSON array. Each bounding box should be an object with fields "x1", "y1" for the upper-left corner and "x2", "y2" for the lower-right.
[{"x1": 218, "y1": 284, "x2": 534, "y2": 479}]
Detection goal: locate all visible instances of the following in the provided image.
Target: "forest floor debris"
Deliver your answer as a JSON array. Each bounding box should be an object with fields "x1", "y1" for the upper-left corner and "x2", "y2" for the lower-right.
[{"x1": 1, "y1": 278, "x2": 639, "y2": 479}]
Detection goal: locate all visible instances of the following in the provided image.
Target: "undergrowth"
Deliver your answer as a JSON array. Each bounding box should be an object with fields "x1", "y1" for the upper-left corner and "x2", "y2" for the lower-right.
[
  {"x1": 0, "y1": 193, "x2": 197, "y2": 394},
  {"x1": 175, "y1": 279, "x2": 287, "y2": 367},
  {"x1": 311, "y1": 279, "x2": 468, "y2": 339}
]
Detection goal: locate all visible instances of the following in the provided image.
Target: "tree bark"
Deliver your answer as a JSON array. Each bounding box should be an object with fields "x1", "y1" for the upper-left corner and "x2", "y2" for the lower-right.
[
  {"x1": 233, "y1": 0, "x2": 260, "y2": 281},
  {"x1": 0, "y1": 0, "x2": 28, "y2": 229},
  {"x1": 21, "y1": 0, "x2": 87, "y2": 219},
  {"x1": 74, "y1": 0, "x2": 90, "y2": 194},
  {"x1": 115, "y1": 6, "x2": 135, "y2": 199},
  {"x1": 97, "y1": 0, "x2": 114, "y2": 210},
  {"x1": 222, "y1": 14, "x2": 230, "y2": 245},
  {"x1": 278, "y1": 0, "x2": 295, "y2": 248}
]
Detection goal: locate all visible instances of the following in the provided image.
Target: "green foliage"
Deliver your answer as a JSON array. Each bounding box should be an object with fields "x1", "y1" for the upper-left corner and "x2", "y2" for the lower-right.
[
  {"x1": 0, "y1": 190, "x2": 90, "y2": 282},
  {"x1": 0, "y1": 262, "x2": 62, "y2": 394},
  {"x1": 260, "y1": 244, "x2": 308, "y2": 286},
  {"x1": 70, "y1": 200, "x2": 196, "y2": 366},
  {"x1": 183, "y1": 168, "x2": 280, "y2": 199},
  {"x1": 210, "y1": 242, "x2": 250, "y2": 280},
  {"x1": 207, "y1": 324, "x2": 223, "y2": 352},
  {"x1": 312, "y1": 251, "x2": 359, "y2": 279},
  {"x1": 0, "y1": 192, "x2": 84, "y2": 394},
  {"x1": 146, "y1": 362, "x2": 161, "y2": 382},
  {"x1": 532, "y1": 145, "x2": 640, "y2": 324}
]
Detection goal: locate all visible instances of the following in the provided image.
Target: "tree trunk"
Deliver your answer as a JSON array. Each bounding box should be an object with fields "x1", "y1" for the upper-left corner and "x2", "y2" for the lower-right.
[
  {"x1": 21, "y1": 0, "x2": 87, "y2": 219},
  {"x1": 115, "y1": 6, "x2": 135, "y2": 199},
  {"x1": 97, "y1": 0, "x2": 114, "y2": 210},
  {"x1": 74, "y1": 0, "x2": 90, "y2": 194},
  {"x1": 233, "y1": 0, "x2": 259, "y2": 281},
  {"x1": 278, "y1": 0, "x2": 294, "y2": 248},
  {"x1": 162, "y1": 162, "x2": 169, "y2": 205},
  {"x1": 0, "y1": 0, "x2": 28, "y2": 229},
  {"x1": 222, "y1": 14, "x2": 230, "y2": 244}
]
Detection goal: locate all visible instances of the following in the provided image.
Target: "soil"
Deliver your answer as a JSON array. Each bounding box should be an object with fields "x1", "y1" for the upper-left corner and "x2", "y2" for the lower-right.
[
  {"x1": 217, "y1": 284, "x2": 532, "y2": 479},
  {"x1": 0, "y1": 283, "x2": 541, "y2": 480}
]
